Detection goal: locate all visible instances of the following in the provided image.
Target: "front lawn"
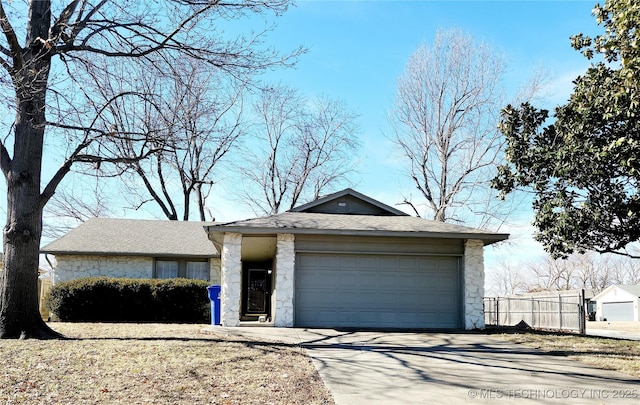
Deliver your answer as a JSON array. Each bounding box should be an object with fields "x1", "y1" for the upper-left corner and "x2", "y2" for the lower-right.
[
  {"x1": 0, "y1": 323, "x2": 334, "y2": 404},
  {"x1": 502, "y1": 332, "x2": 640, "y2": 378}
]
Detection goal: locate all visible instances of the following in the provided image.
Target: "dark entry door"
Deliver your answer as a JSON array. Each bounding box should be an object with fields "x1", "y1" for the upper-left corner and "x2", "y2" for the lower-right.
[{"x1": 242, "y1": 262, "x2": 272, "y2": 318}]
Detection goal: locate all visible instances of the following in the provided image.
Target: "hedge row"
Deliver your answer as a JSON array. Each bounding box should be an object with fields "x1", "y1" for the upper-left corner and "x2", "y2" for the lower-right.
[{"x1": 45, "y1": 277, "x2": 211, "y2": 323}]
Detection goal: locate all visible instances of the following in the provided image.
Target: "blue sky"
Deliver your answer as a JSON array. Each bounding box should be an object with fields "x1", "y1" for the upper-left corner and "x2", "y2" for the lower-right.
[
  {"x1": 210, "y1": 0, "x2": 599, "y2": 273},
  {"x1": 0, "y1": 1, "x2": 600, "y2": 280}
]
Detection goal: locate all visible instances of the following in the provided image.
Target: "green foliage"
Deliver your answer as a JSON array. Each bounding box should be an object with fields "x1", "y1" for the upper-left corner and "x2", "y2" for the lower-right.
[
  {"x1": 493, "y1": 0, "x2": 640, "y2": 258},
  {"x1": 45, "y1": 277, "x2": 211, "y2": 323}
]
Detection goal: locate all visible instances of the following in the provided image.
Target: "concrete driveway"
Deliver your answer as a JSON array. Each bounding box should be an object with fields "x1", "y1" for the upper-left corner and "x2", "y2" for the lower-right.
[{"x1": 209, "y1": 328, "x2": 639, "y2": 404}]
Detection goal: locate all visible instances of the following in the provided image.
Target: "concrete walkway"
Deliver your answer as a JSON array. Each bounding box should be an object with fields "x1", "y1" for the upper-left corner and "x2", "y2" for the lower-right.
[{"x1": 205, "y1": 327, "x2": 640, "y2": 405}]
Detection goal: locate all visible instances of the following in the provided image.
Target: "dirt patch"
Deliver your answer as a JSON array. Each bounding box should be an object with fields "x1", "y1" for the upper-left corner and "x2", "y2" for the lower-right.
[{"x1": 0, "y1": 323, "x2": 334, "y2": 404}]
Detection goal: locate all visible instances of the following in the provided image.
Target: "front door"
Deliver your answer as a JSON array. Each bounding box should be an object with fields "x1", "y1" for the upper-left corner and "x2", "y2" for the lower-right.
[{"x1": 242, "y1": 261, "x2": 272, "y2": 320}]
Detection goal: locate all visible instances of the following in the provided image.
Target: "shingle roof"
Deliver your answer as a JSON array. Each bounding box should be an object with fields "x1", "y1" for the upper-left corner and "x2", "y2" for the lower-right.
[
  {"x1": 616, "y1": 284, "x2": 640, "y2": 298},
  {"x1": 206, "y1": 212, "x2": 508, "y2": 245},
  {"x1": 41, "y1": 218, "x2": 218, "y2": 258}
]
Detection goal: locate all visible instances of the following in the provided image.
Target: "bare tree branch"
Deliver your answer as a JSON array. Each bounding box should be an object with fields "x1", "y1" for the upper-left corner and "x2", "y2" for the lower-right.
[
  {"x1": 0, "y1": 0, "x2": 301, "y2": 338},
  {"x1": 389, "y1": 28, "x2": 540, "y2": 229},
  {"x1": 239, "y1": 84, "x2": 360, "y2": 214},
  {"x1": 0, "y1": 1, "x2": 23, "y2": 71}
]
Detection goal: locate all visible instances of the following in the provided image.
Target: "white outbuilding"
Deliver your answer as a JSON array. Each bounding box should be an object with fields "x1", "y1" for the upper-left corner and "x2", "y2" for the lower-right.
[{"x1": 592, "y1": 285, "x2": 640, "y2": 322}]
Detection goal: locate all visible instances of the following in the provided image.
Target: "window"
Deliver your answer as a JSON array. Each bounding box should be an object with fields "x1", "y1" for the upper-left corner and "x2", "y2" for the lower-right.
[
  {"x1": 186, "y1": 261, "x2": 209, "y2": 281},
  {"x1": 154, "y1": 258, "x2": 209, "y2": 281},
  {"x1": 156, "y1": 260, "x2": 178, "y2": 279}
]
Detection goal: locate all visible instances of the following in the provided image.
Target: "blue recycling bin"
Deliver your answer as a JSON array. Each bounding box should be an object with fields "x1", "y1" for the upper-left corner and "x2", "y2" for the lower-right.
[{"x1": 207, "y1": 285, "x2": 221, "y2": 326}]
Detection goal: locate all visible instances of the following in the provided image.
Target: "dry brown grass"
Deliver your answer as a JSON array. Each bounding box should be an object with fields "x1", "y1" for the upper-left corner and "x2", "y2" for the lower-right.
[
  {"x1": 588, "y1": 321, "x2": 640, "y2": 333},
  {"x1": 0, "y1": 323, "x2": 334, "y2": 405},
  {"x1": 502, "y1": 331, "x2": 640, "y2": 378}
]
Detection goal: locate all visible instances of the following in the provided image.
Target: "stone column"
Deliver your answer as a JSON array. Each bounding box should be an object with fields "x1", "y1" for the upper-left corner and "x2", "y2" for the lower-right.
[
  {"x1": 464, "y1": 239, "x2": 485, "y2": 330},
  {"x1": 274, "y1": 233, "x2": 295, "y2": 327},
  {"x1": 221, "y1": 232, "x2": 242, "y2": 327}
]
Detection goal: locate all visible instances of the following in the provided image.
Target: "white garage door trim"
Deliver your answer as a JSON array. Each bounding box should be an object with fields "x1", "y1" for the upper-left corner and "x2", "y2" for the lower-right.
[
  {"x1": 602, "y1": 301, "x2": 634, "y2": 322},
  {"x1": 294, "y1": 252, "x2": 462, "y2": 329}
]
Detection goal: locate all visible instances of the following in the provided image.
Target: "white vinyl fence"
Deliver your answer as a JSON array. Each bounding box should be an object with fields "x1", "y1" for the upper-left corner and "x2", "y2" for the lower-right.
[{"x1": 484, "y1": 290, "x2": 586, "y2": 334}]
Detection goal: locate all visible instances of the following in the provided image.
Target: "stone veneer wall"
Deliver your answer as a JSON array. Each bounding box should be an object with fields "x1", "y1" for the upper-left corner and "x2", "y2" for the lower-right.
[
  {"x1": 52, "y1": 255, "x2": 153, "y2": 284},
  {"x1": 52, "y1": 255, "x2": 221, "y2": 285},
  {"x1": 463, "y1": 239, "x2": 485, "y2": 329},
  {"x1": 274, "y1": 234, "x2": 295, "y2": 327},
  {"x1": 220, "y1": 232, "x2": 242, "y2": 326}
]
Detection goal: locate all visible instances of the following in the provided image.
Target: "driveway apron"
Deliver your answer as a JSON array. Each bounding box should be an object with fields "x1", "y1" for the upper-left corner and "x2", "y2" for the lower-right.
[{"x1": 208, "y1": 328, "x2": 640, "y2": 405}]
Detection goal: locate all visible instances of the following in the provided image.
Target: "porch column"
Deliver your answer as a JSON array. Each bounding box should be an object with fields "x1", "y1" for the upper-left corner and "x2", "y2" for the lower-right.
[
  {"x1": 464, "y1": 239, "x2": 485, "y2": 330},
  {"x1": 221, "y1": 232, "x2": 242, "y2": 327},
  {"x1": 274, "y1": 233, "x2": 295, "y2": 327}
]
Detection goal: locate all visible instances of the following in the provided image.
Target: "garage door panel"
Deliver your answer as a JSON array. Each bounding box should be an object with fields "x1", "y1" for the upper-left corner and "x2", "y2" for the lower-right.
[
  {"x1": 357, "y1": 256, "x2": 379, "y2": 268},
  {"x1": 358, "y1": 275, "x2": 381, "y2": 289},
  {"x1": 296, "y1": 290, "x2": 339, "y2": 306},
  {"x1": 433, "y1": 295, "x2": 458, "y2": 310},
  {"x1": 295, "y1": 253, "x2": 461, "y2": 328},
  {"x1": 602, "y1": 302, "x2": 634, "y2": 321}
]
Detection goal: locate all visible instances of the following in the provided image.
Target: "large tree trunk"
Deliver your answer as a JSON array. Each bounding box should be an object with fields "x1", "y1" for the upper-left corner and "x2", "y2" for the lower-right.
[
  {"x1": 0, "y1": 86, "x2": 62, "y2": 339},
  {"x1": 0, "y1": 0, "x2": 62, "y2": 339},
  {"x1": 0, "y1": 93, "x2": 61, "y2": 338}
]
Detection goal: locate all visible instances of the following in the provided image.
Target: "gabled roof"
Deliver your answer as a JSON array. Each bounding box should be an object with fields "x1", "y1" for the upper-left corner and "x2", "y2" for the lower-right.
[
  {"x1": 41, "y1": 218, "x2": 218, "y2": 258},
  {"x1": 206, "y1": 211, "x2": 508, "y2": 245},
  {"x1": 593, "y1": 284, "x2": 640, "y2": 301},
  {"x1": 290, "y1": 188, "x2": 409, "y2": 216}
]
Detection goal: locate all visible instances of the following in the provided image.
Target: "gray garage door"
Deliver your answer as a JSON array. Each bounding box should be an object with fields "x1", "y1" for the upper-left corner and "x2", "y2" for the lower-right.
[
  {"x1": 295, "y1": 253, "x2": 461, "y2": 329},
  {"x1": 602, "y1": 302, "x2": 634, "y2": 321}
]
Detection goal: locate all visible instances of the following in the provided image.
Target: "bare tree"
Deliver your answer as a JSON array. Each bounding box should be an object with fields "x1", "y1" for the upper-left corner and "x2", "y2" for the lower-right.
[
  {"x1": 240, "y1": 84, "x2": 360, "y2": 215},
  {"x1": 627, "y1": 261, "x2": 640, "y2": 285},
  {"x1": 489, "y1": 249, "x2": 640, "y2": 296},
  {"x1": 389, "y1": 28, "x2": 532, "y2": 228},
  {"x1": 92, "y1": 57, "x2": 249, "y2": 221},
  {"x1": 528, "y1": 256, "x2": 576, "y2": 291},
  {"x1": 0, "y1": 0, "x2": 301, "y2": 339},
  {"x1": 521, "y1": 252, "x2": 619, "y2": 292},
  {"x1": 43, "y1": 181, "x2": 114, "y2": 240},
  {"x1": 571, "y1": 252, "x2": 610, "y2": 291},
  {"x1": 487, "y1": 260, "x2": 528, "y2": 296},
  {"x1": 605, "y1": 255, "x2": 640, "y2": 286}
]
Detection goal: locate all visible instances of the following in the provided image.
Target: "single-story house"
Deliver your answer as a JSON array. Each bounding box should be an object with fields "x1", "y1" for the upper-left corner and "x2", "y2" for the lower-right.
[
  {"x1": 592, "y1": 284, "x2": 640, "y2": 322},
  {"x1": 206, "y1": 189, "x2": 507, "y2": 329},
  {"x1": 41, "y1": 219, "x2": 221, "y2": 284},
  {"x1": 41, "y1": 188, "x2": 508, "y2": 330}
]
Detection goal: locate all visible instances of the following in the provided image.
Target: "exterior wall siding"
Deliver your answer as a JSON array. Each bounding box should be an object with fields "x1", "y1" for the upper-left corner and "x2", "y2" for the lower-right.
[
  {"x1": 295, "y1": 234, "x2": 464, "y2": 255},
  {"x1": 52, "y1": 255, "x2": 220, "y2": 285},
  {"x1": 52, "y1": 255, "x2": 153, "y2": 284},
  {"x1": 274, "y1": 234, "x2": 295, "y2": 326},
  {"x1": 463, "y1": 239, "x2": 485, "y2": 329},
  {"x1": 302, "y1": 195, "x2": 396, "y2": 215}
]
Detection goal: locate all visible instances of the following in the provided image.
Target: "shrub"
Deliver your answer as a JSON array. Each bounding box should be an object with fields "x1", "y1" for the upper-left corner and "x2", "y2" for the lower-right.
[{"x1": 46, "y1": 277, "x2": 211, "y2": 323}]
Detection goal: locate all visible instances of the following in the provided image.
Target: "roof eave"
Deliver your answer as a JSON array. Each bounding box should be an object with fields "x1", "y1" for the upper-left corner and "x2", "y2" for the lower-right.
[
  {"x1": 40, "y1": 250, "x2": 219, "y2": 258},
  {"x1": 205, "y1": 225, "x2": 508, "y2": 245}
]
